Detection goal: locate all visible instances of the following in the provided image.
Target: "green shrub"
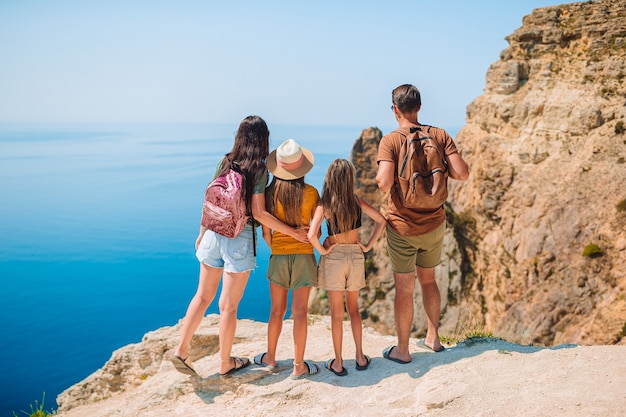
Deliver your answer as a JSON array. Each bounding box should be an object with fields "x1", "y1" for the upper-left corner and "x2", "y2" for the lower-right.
[
  {"x1": 616, "y1": 120, "x2": 625, "y2": 135},
  {"x1": 465, "y1": 330, "x2": 494, "y2": 340},
  {"x1": 375, "y1": 287, "x2": 386, "y2": 300},
  {"x1": 582, "y1": 243, "x2": 604, "y2": 258},
  {"x1": 12, "y1": 393, "x2": 55, "y2": 417}
]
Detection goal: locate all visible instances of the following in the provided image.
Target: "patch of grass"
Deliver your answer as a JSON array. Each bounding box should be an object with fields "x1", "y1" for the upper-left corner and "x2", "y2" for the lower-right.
[
  {"x1": 12, "y1": 393, "x2": 56, "y2": 417},
  {"x1": 374, "y1": 287, "x2": 386, "y2": 300},
  {"x1": 364, "y1": 257, "x2": 377, "y2": 274},
  {"x1": 582, "y1": 243, "x2": 604, "y2": 258},
  {"x1": 616, "y1": 120, "x2": 625, "y2": 135},
  {"x1": 464, "y1": 330, "x2": 494, "y2": 340},
  {"x1": 439, "y1": 316, "x2": 499, "y2": 346}
]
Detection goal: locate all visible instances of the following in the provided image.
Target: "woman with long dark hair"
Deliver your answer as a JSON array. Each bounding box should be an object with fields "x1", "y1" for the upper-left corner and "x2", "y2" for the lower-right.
[{"x1": 172, "y1": 116, "x2": 308, "y2": 377}]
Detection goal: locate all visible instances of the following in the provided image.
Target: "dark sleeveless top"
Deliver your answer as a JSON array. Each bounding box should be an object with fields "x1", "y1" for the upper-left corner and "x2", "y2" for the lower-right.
[{"x1": 326, "y1": 205, "x2": 362, "y2": 236}]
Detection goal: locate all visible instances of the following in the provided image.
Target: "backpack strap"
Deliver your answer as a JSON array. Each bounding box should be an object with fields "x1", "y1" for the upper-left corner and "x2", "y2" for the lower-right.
[
  {"x1": 393, "y1": 125, "x2": 432, "y2": 135},
  {"x1": 251, "y1": 212, "x2": 257, "y2": 257}
]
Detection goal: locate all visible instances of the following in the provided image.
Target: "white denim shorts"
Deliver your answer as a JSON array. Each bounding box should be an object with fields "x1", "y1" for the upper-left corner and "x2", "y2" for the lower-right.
[{"x1": 195, "y1": 224, "x2": 256, "y2": 273}]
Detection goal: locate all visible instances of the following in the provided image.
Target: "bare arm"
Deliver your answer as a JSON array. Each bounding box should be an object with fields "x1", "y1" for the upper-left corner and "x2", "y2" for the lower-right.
[
  {"x1": 358, "y1": 198, "x2": 387, "y2": 252},
  {"x1": 376, "y1": 160, "x2": 395, "y2": 193},
  {"x1": 251, "y1": 193, "x2": 309, "y2": 243},
  {"x1": 261, "y1": 224, "x2": 272, "y2": 247},
  {"x1": 195, "y1": 225, "x2": 207, "y2": 250},
  {"x1": 446, "y1": 152, "x2": 469, "y2": 180},
  {"x1": 307, "y1": 205, "x2": 333, "y2": 255}
]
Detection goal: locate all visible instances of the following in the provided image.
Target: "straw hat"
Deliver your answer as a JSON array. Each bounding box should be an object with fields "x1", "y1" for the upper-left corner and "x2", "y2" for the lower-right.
[{"x1": 267, "y1": 138, "x2": 314, "y2": 180}]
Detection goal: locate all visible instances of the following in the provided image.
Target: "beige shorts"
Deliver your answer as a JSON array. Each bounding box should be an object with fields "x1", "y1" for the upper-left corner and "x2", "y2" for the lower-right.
[
  {"x1": 317, "y1": 244, "x2": 365, "y2": 291},
  {"x1": 386, "y1": 222, "x2": 445, "y2": 272}
]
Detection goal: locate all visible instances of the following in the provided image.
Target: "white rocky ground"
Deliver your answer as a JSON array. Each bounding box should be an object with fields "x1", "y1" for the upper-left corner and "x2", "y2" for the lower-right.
[{"x1": 56, "y1": 314, "x2": 626, "y2": 417}]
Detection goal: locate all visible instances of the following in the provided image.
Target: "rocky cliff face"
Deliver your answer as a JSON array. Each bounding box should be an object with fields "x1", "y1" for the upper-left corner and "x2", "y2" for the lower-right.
[
  {"x1": 54, "y1": 315, "x2": 626, "y2": 416},
  {"x1": 311, "y1": 0, "x2": 626, "y2": 347}
]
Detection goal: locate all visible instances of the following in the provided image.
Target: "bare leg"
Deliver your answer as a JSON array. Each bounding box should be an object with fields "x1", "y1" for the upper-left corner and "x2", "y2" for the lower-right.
[
  {"x1": 218, "y1": 269, "x2": 250, "y2": 374},
  {"x1": 390, "y1": 271, "x2": 415, "y2": 362},
  {"x1": 291, "y1": 286, "x2": 311, "y2": 377},
  {"x1": 327, "y1": 290, "x2": 346, "y2": 372},
  {"x1": 264, "y1": 282, "x2": 288, "y2": 367},
  {"x1": 174, "y1": 263, "x2": 222, "y2": 360},
  {"x1": 345, "y1": 290, "x2": 367, "y2": 367},
  {"x1": 416, "y1": 266, "x2": 442, "y2": 351}
]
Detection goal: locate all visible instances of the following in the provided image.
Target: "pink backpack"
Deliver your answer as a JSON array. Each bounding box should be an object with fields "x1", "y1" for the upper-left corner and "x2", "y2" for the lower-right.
[{"x1": 201, "y1": 168, "x2": 249, "y2": 239}]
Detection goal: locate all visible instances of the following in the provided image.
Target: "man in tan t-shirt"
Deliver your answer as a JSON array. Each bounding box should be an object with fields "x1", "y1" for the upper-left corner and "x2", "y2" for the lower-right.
[{"x1": 376, "y1": 84, "x2": 469, "y2": 363}]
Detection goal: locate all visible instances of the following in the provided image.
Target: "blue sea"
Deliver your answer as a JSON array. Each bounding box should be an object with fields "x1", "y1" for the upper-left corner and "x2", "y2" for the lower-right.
[{"x1": 0, "y1": 122, "x2": 403, "y2": 416}]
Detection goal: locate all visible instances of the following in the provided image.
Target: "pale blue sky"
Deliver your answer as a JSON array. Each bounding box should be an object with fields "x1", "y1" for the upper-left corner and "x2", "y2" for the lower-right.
[{"x1": 0, "y1": 0, "x2": 572, "y2": 129}]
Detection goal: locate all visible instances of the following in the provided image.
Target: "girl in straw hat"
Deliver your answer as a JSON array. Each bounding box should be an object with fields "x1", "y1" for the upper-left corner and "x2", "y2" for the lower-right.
[
  {"x1": 254, "y1": 138, "x2": 323, "y2": 379},
  {"x1": 308, "y1": 158, "x2": 386, "y2": 376}
]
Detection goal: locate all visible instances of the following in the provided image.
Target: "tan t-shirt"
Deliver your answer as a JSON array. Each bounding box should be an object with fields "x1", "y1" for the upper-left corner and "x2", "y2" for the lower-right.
[{"x1": 377, "y1": 125, "x2": 459, "y2": 236}]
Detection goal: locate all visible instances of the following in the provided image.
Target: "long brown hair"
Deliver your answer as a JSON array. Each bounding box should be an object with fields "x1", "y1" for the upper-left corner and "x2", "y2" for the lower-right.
[
  {"x1": 265, "y1": 176, "x2": 305, "y2": 227},
  {"x1": 320, "y1": 158, "x2": 360, "y2": 232},
  {"x1": 217, "y1": 115, "x2": 270, "y2": 209}
]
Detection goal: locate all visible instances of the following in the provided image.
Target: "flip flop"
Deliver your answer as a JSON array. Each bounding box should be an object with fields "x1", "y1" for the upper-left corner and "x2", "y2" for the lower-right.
[
  {"x1": 253, "y1": 352, "x2": 278, "y2": 371},
  {"x1": 290, "y1": 360, "x2": 319, "y2": 380},
  {"x1": 171, "y1": 355, "x2": 198, "y2": 376},
  {"x1": 382, "y1": 346, "x2": 411, "y2": 364},
  {"x1": 219, "y1": 356, "x2": 251, "y2": 376},
  {"x1": 355, "y1": 355, "x2": 371, "y2": 371},
  {"x1": 417, "y1": 339, "x2": 446, "y2": 352},
  {"x1": 325, "y1": 358, "x2": 348, "y2": 376}
]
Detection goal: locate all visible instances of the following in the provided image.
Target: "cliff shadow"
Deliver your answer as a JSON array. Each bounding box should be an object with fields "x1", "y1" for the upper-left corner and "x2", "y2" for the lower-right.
[{"x1": 191, "y1": 360, "x2": 294, "y2": 404}]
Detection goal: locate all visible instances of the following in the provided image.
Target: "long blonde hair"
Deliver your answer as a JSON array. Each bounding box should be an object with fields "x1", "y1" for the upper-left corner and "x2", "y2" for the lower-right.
[
  {"x1": 265, "y1": 176, "x2": 305, "y2": 227},
  {"x1": 320, "y1": 159, "x2": 360, "y2": 232}
]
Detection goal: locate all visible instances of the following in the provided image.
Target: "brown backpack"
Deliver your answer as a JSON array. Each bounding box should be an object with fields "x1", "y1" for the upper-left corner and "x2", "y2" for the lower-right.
[{"x1": 395, "y1": 126, "x2": 449, "y2": 210}]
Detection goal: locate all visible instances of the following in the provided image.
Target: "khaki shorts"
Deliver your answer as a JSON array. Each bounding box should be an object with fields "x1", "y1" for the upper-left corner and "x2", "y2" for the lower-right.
[
  {"x1": 386, "y1": 222, "x2": 445, "y2": 272},
  {"x1": 267, "y1": 254, "x2": 317, "y2": 290},
  {"x1": 317, "y1": 244, "x2": 365, "y2": 291}
]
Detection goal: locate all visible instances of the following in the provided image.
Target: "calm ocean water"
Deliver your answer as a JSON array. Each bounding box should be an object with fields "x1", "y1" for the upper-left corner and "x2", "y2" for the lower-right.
[{"x1": 0, "y1": 122, "x2": 399, "y2": 416}]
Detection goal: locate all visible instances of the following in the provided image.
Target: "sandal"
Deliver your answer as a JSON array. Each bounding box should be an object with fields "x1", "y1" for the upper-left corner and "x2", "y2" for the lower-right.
[
  {"x1": 171, "y1": 355, "x2": 198, "y2": 376},
  {"x1": 356, "y1": 355, "x2": 371, "y2": 371},
  {"x1": 219, "y1": 356, "x2": 250, "y2": 376},
  {"x1": 325, "y1": 358, "x2": 347, "y2": 376},
  {"x1": 290, "y1": 360, "x2": 319, "y2": 380},
  {"x1": 253, "y1": 352, "x2": 278, "y2": 371}
]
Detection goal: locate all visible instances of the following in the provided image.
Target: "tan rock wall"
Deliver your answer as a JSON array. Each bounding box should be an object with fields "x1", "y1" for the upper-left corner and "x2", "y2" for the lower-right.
[{"x1": 331, "y1": 0, "x2": 626, "y2": 347}]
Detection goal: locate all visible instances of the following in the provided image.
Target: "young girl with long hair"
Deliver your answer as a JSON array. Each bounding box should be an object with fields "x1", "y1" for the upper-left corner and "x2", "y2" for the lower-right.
[
  {"x1": 172, "y1": 117, "x2": 308, "y2": 377},
  {"x1": 307, "y1": 158, "x2": 386, "y2": 376},
  {"x1": 254, "y1": 138, "x2": 321, "y2": 379}
]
